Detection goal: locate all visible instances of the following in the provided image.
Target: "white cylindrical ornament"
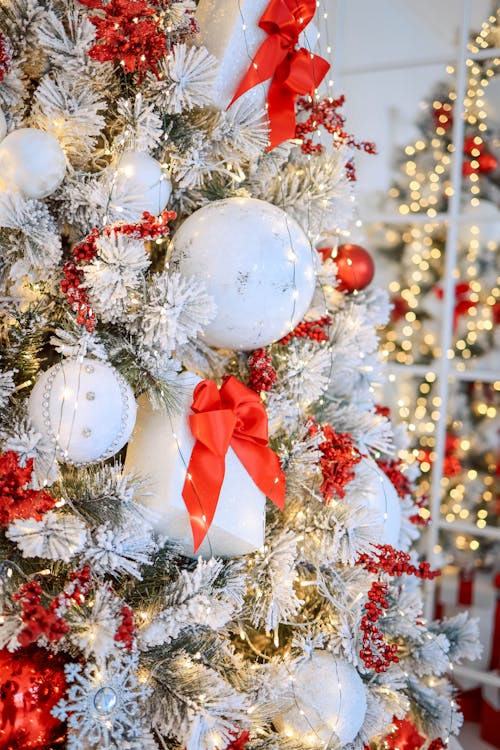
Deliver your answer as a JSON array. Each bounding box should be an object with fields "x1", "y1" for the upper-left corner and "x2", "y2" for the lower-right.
[
  {"x1": 359, "y1": 458, "x2": 401, "y2": 547},
  {"x1": 125, "y1": 373, "x2": 266, "y2": 558},
  {"x1": 109, "y1": 151, "x2": 172, "y2": 220},
  {"x1": 28, "y1": 358, "x2": 137, "y2": 466},
  {"x1": 168, "y1": 197, "x2": 316, "y2": 350},
  {"x1": 274, "y1": 651, "x2": 367, "y2": 746},
  {"x1": 0, "y1": 128, "x2": 66, "y2": 198}
]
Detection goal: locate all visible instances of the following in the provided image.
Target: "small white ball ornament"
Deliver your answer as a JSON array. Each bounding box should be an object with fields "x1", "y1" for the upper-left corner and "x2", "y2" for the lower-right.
[
  {"x1": 274, "y1": 651, "x2": 367, "y2": 745},
  {"x1": 110, "y1": 151, "x2": 172, "y2": 220},
  {"x1": 28, "y1": 358, "x2": 137, "y2": 466},
  {"x1": 0, "y1": 128, "x2": 66, "y2": 198},
  {"x1": 168, "y1": 197, "x2": 316, "y2": 350},
  {"x1": 360, "y1": 458, "x2": 401, "y2": 547},
  {"x1": 0, "y1": 108, "x2": 6, "y2": 142}
]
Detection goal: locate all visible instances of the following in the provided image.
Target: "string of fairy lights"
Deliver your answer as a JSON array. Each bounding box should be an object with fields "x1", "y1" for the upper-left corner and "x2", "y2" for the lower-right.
[{"x1": 372, "y1": 11, "x2": 500, "y2": 560}]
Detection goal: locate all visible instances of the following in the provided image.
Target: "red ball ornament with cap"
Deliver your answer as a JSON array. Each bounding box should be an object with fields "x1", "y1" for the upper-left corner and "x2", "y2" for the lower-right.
[
  {"x1": 335, "y1": 243, "x2": 375, "y2": 293},
  {"x1": 0, "y1": 646, "x2": 68, "y2": 749}
]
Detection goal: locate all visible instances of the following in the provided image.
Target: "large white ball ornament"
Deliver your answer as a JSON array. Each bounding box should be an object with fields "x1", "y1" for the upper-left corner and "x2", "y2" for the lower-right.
[
  {"x1": 0, "y1": 108, "x2": 6, "y2": 142},
  {"x1": 110, "y1": 151, "x2": 172, "y2": 220},
  {"x1": 28, "y1": 358, "x2": 137, "y2": 465},
  {"x1": 0, "y1": 128, "x2": 66, "y2": 198},
  {"x1": 168, "y1": 197, "x2": 316, "y2": 350},
  {"x1": 360, "y1": 458, "x2": 401, "y2": 547},
  {"x1": 274, "y1": 652, "x2": 367, "y2": 745}
]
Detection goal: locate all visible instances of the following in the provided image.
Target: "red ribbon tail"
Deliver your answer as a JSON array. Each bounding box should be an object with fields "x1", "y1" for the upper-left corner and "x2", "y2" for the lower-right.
[
  {"x1": 231, "y1": 438, "x2": 286, "y2": 510},
  {"x1": 228, "y1": 36, "x2": 287, "y2": 109},
  {"x1": 182, "y1": 444, "x2": 225, "y2": 553}
]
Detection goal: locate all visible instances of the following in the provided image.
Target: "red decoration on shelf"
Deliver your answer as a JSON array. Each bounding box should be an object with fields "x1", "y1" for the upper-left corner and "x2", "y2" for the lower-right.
[
  {"x1": 309, "y1": 420, "x2": 362, "y2": 503},
  {"x1": 385, "y1": 717, "x2": 425, "y2": 750},
  {"x1": 0, "y1": 451, "x2": 56, "y2": 526},
  {"x1": 434, "y1": 282, "x2": 476, "y2": 332},
  {"x1": 0, "y1": 32, "x2": 11, "y2": 82},
  {"x1": 432, "y1": 102, "x2": 453, "y2": 132},
  {"x1": 0, "y1": 646, "x2": 68, "y2": 750},
  {"x1": 182, "y1": 376, "x2": 286, "y2": 552},
  {"x1": 335, "y1": 244, "x2": 375, "y2": 293},
  {"x1": 278, "y1": 316, "x2": 331, "y2": 345},
  {"x1": 80, "y1": 0, "x2": 168, "y2": 78},
  {"x1": 390, "y1": 295, "x2": 410, "y2": 322},
  {"x1": 61, "y1": 210, "x2": 176, "y2": 332},
  {"x1": 463, "y1": 136, "x2": 485, "y2": 155},
  {"x1": 228, "y1": 0, "x2": 330, "y2": 150},
  {"x1": 418, "y1": 431, "x2": 462, "y2": 478},
  {"x1": 247, "y1": 348, "x2": 277, "y2": 393},
  {"x1": 295, "y1": 95, "x2": 376, "y2": 168}
]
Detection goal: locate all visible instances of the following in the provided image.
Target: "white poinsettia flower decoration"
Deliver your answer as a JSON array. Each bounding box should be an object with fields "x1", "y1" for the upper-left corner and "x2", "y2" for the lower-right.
[{"x1": 6, "y1": 510, "x2": 87, "y2": 562}]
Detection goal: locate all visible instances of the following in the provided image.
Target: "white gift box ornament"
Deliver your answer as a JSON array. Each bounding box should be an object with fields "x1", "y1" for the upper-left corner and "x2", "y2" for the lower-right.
[
  {"x1": 125, "y1": 373, "x2": 285, "y2": 558},
  {"x1": 195, "y1": 0, "x2": 328, "y2": 149}
]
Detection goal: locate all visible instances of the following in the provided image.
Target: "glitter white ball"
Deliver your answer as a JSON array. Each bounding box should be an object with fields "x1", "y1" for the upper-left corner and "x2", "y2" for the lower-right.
[
  {"x1": 168, "y1": 197, "x2": 316, "y2": 350},
  {"x1": 0, "y1": 128, "x2": 66, "y2": 198},
  {"x1": 28, "y1": 358, "x2": 137, "y2": 465},
  {"x1": 360, "y1": 458, "x2": 402, "y2": 547},
  {"x1": 274, "y1": 652, "x2": 367, "y2": 745},
  {"x1": 109, "y1": 151, "x2": 172, "y2": 220}
]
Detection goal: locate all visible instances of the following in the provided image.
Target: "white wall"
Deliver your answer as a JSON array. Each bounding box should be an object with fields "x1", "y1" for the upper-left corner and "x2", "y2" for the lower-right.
[{"x1": 324, "y1": 0, "x2": 493, "y2": 203}]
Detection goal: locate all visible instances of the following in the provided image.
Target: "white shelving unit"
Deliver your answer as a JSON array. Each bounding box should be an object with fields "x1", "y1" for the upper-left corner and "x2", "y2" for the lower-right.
[{"x1": 330, "y1": 0, "x2": 500, "y2": 689}]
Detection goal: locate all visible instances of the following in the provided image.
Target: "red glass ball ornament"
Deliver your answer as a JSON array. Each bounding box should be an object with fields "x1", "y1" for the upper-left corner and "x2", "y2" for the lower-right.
[
  {"x1": 335, "y1": 244, "x2": 375, "y2": 293},
  {"x1": 0, "y1": 646, "x2": 67, "y2": 750},
  {"x1": 478, "y1": 152, "x2": 498, "y2": 173}
]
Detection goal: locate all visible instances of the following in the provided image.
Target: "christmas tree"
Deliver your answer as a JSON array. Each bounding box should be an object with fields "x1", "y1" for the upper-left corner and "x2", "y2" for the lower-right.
[
  {"x1": 0, "y1": 2, "x2": 481, "y2": 750},
  {"x1": 372, "y1": 10, "x2": 500, "y2": 570}
]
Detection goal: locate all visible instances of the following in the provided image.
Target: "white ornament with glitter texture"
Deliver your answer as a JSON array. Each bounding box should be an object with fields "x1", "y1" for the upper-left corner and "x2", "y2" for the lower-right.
[
  {"x1": 274, "y1": 651, "x2": 367, "y2": 745},
  {"x1": 124, "y1": 371, "x2": 266, "y2": 558},
  {"x1": 0, "y1": 128, "x2": 66, "y2": 198},
  {"x1": 109, "y1": 151, "x2": 172, "y2": 220},
  {"x1": 28, "y1": 358, "x2": 137, "y2": 466},
  {"x1": 168, "y1": 197, "x2": 316, "y2": 350}
]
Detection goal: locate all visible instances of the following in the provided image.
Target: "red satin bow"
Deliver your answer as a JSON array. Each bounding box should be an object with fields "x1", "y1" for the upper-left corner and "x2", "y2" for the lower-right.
[
  {"x1": 182, "y1": 376, "x2": 286, "y2": 552},
  {"x1": 229, "y1": 0, "x2": 330, "y2": 150}
]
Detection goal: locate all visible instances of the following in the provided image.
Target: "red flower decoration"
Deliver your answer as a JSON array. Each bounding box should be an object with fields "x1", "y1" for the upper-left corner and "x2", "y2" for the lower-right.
[
  {"x1": 80, "y1": 0, "x2": 168, "y2": 78},
  {"x1": 309, "y1": 421, "x2": 362, "y2": 503},
  {"x1": 0, "y1": 451, "x2": 56, "y2": 526}
]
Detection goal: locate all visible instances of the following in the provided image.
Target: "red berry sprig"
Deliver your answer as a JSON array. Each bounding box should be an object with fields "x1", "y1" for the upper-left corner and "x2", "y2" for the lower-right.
[
  {"x1": 376, "y1": 459, "x2": 412, "y2": 500},
  {"x1": 278, "y1": 316, "x2": 331, "y2": 346},
  {"x1": 61, "y1": 210, "x2": 176, "y2": 332},
  {"x1": 247, "y1": 348, "x2": 277, "y2": 393},
  {"x1": 115, "y1": 604, "x2": 135, "y2": 651},
  {"x1": 360, "y1": 580, "x2": 399, "y2": 673},
  {"x1": 13, "y1": 581, "x2": 69, "y2": 646},
  {"x1": 0, "y1": 32, "x2": 11, "y2": 82},
  {"x1": 358, "y1": 545, "x2": 440, "y2": 581}
]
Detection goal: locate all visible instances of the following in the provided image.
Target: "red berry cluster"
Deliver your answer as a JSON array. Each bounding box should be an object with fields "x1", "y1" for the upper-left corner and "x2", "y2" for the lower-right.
[
  {"x1": 356, "y1": 546, "x2": 439, "y2": 672},
  {"x1": 0, "y1": 32, "x2": 11, "y2": 82},
  {"x1": 360, "y1": 580, "x2": 399, "y2": 672},
  {"x1": 278, "y1": 316, "x2": 331, "y2": 346},
  {"x1": 247, "y1": 348, "x2": 277, "y2": 393},
  {"x1": 13, "y1": 581, "x2": 69, "y2": 646},
  {"x1": 309, "y1": 420, "x2": 362, "y2": 503},
  {"x1": 80, "y1": 0, "x2": 168, "y2": 78},
  {"x1": 358, "y1": 544, "x2": 440, "y2": 581},
  {"x1": 295, "y1": 96, "x2": 376, "y2": 172},
  {"x1": 0, "y1": 451, "x2": 56, "y2": 525},
  {"x1": 61, "y1": 211, "x2": 176, "y2": 332},
  {"x1": 376, "y1": 459, "x2": 412, "y2": 500},
  {"x1": 115, "y1": 604, "x2": 135, "y2": 650}
]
